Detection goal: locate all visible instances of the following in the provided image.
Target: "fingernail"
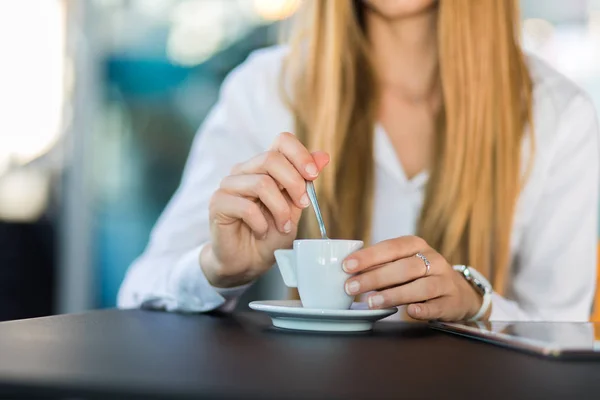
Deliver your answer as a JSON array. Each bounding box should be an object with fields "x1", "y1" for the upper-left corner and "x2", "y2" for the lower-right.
[
  {"x1": 283, "y1": 220, "x2": 292, "y2": 233},
  {"x1": 305, "y1": 163, "x2": 318, "y2": 177},
  {"x1": 343, "y1": 259, "x2": 359, "y2": 272},
  {"x1": 300, "y1": 194, "x2": 310, "y2": 208},
  {"x1": 413, "y1": 305, "x2": 421, "y2": 315},
  {"x1": 368, "y1": 295, "x2": 384, "y2": 308},
  {"x1": 345, "y1": 280, "x2": 360, "y2": 295}
]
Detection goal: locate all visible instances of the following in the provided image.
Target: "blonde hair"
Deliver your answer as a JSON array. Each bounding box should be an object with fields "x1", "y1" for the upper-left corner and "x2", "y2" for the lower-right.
[{"x1": 283, "y1": 0, "x2": 533, "y2": 293}]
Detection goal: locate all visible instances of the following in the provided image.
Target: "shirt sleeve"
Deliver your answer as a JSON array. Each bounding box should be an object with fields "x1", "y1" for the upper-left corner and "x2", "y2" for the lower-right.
[
  {"x1": 117, "y1": 55, "x2": 267, "y2": 313},
  {"x1": 490, "y1": 94, "x2": 600, "y2": 322}
]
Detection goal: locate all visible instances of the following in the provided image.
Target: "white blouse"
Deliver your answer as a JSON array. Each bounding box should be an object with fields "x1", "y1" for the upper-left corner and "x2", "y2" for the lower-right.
[{"x1": 118, "y1": 46, "x2": 600, "y2": 321}]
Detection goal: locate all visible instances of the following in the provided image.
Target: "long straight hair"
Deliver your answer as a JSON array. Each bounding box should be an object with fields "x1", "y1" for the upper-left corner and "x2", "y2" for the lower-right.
[{"x1": 282, "y1": 0, "x2": 533, "y2": 293}]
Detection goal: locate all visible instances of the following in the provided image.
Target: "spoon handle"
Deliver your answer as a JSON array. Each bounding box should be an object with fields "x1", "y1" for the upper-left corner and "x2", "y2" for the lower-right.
[{"x1": 306, "y1": 181, "x2": 328, "y2": 239}]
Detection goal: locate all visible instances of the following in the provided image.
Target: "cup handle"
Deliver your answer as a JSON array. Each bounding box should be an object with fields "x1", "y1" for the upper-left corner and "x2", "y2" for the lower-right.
[{"x1": 274, "y1": 249, "x2": 297, "y2": 288}]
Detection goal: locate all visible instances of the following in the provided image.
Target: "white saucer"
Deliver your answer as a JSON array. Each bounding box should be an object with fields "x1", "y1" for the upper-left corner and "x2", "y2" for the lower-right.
[{"x1": 249, "y1": 300, "x2": 398, "y2": 332}]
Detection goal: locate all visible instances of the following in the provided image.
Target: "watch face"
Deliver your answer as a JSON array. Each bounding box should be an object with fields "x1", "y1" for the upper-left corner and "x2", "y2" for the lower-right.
[
  {"x1": 467, "y1": 268, "x2": 492, "y2": 294},
  {"x1": 453, "y1": 265, "x2": 492, "y2": 294}
]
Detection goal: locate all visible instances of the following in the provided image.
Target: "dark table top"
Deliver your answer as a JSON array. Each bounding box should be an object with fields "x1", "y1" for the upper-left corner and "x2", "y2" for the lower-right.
[{"x1": 0, "y1": 309, "x2": 599, "y2": 399}]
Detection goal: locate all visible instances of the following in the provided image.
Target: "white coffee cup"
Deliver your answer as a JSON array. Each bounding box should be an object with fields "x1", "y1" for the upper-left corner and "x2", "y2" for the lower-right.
[{"x1": 274, "y1": 239, "x2": 364, "y2": 310}]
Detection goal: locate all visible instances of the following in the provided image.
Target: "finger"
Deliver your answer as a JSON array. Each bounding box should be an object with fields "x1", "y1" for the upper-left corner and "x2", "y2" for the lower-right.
[
  {"x1": 282, "y1": 188, "x2": 304, "y2": 224},
  {"x1": 231, "y1": 151, "x2": 309, "y2": 208},
  {"x1": 270, "y1": 132, "x2": 324, "y2": 180},
  {"x1": 366, "y1": 276, "x2": 446, "y2": 309},
  {"x1": 343, "y1": 236, "x2": 429, "y2": 273},
  {"x1": 407, "y1": 298, "x2": 446, "y2": 321},
  {"x1": 344, "y1": 257, "x2": 429, "y2": 296},
  {"x1": 311, "y1": 150, "x2": 330, "y2": 171},
  {"x1": 209, "y1": 190, "x2": 269, "y2": 237},
  {"x1": 220, "y1": 175, "x2": 292, "y2": 233}
]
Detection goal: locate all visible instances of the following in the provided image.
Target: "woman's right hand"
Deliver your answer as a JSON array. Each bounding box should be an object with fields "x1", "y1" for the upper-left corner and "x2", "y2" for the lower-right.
[{"x1": 200, "y1": 132, "x2": 330, "y2": 288}]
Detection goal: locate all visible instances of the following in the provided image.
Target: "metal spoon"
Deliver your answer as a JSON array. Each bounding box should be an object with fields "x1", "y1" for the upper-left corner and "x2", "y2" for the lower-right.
[{"x1": 306, "y1": 180, "x2": 328, "y2": 239}]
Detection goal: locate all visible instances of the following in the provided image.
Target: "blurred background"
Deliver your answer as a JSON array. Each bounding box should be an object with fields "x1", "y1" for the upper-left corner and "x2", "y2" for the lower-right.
[{"x1": 1, "y1": 0, "x2": 599, "y2": 320}]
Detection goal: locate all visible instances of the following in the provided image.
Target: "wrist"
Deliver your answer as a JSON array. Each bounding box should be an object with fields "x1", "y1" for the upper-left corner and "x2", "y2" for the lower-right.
[
  {"x1": 453, "y1": 265, "x2": 492, "y2": 322},
  {"x1": 465, "y1": 281, "x2": 484, "y2": 320},
  {"x1": 469, "y1": 291, "x2": 492, "y2": 322},
  {"x1": 482, "y1": 302, "x2": 492, "y2": 320},
  {"x1": 199, "y1": 243, "x2": 221, "y2": 286},
  {"x1": 200, "y1": 244, "x2": 254, "y2": 288}
]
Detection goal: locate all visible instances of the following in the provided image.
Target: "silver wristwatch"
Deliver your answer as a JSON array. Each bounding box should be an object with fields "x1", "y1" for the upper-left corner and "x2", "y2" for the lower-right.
[{"x1": 453, "y1": 265, "x2": 492, "y2": 321}]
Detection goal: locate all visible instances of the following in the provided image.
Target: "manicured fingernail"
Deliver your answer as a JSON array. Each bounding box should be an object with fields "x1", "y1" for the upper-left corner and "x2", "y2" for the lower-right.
[
  {"x1": 413, "y1": 305, "x2": 421, "y2": 315},
  {"x1": 368, "y1": 295, "x2": 384, "y2": 308},
  {"x1": 345, "y1": 280, "x2": 360, "y2": 295},
  {"x1": 343, "y1": 259, "x2": 359, "y2": 272},
  {"x1": 300, "y1": 194, "x2": 310, "y2": 208},
  {"x1": 283, "y1": 220, "x2": 292, "y2": 233},
  {"x1": 305, "y1": 163, "x2": 318, "y2": 177}
]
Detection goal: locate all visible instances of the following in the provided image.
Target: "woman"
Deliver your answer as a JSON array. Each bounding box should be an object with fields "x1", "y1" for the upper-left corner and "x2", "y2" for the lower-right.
[{"x1": 118, "y1": 0, "x2": 599, "y2": 321}]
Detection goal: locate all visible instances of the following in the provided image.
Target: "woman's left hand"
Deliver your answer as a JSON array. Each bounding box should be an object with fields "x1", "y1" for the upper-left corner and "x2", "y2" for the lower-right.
[{"x1": 342, "y1": 236, "x2": 486, "y2": 321}]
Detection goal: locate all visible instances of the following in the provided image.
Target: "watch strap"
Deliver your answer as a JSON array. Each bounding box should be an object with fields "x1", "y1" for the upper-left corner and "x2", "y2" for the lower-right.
[
  {"x1": 468, "y1": 290, "x2": 492, "y2": 322},
  {"x1": 452, "y1": 265, "x2": 493, "y2": 322}
]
